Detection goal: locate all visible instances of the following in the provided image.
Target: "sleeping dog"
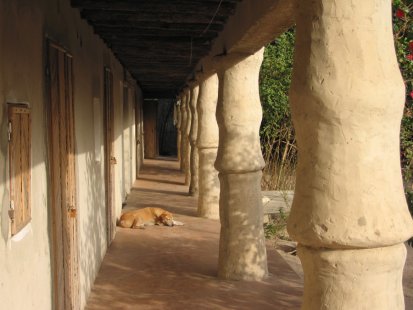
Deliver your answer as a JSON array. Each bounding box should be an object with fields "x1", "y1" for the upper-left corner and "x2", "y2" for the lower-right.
[{"x1": 118, "y1": 207, "x2": 183, "y2": 229}]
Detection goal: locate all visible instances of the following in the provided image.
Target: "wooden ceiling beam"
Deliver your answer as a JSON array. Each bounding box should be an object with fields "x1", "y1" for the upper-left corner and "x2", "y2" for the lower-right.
[
  {"x1": 106, "y1": 45, "x2": 208, "y2": 57},
  {"x1": 90, "y1": 21, "x2": 224, "y2": 32},
  {"x1": 137, "y1": 83, "x2": 185, "y2": 90},
  {"x1": 72, "y1": 0, "x2": 241, "y2": 95},
  {"x1": 110, "y1": 44, "x2": 206, "y2": 52},
  {"x1": 116, "y1": 54, "x2": 201, "y2": 67},
  {"x1": 80, "y1": 10, "x2": 227, "y2": 24},
  {"x1": 128, "y1": 69, "x2": 191, "y2": 75},
  {"x1": 114, "y1": 57, "x2": 203, "y2": 67},
  {"x1": 117, "y1": 57, "x2": 204, "y2": 69},
  {"x1": 94, "y1": 27, "x2": 218, "y2": 39},
  {"x1": 73, "y1": 0, "x2": 237, "y2": 15},
  {"x1": 140, "y1": 84, "x2": 181, "y2": 89},
  {"x1": 110, "y1": 54, "x2": 209, "y2": 67},
  {"x1": 113, "y1": 49, "x2": 206, "y2": 59},
  {"x1": 72, "y1": 0, "x2": 241, "y2": 6},
  {"x1": 101, "y1": 35, "x2": 210, "y2": 45},
  {"x1": 131, "y1": 73, "x2": 189, "y2": 79},
  {"x1": 105, "y1": 42, "x2": 211, "y2": 54},
  {"x1": 129, "y1": 74, "x2": 191, "y2": 80},
  {"x1": 143, "y1": 91, "x2": 177, "y2": 99},
  {"x1": 140, "y1": 85, "x2": 179, "y2": 88}
]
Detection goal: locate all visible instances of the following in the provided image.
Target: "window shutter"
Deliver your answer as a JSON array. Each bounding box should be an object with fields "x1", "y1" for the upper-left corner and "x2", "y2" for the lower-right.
[{"x1": 8, "y1": 105, "x2": 31, "y2": 235}]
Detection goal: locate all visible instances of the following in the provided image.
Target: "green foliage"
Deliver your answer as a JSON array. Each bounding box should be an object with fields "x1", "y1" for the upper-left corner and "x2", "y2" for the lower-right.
[
  {"x1": 259, "y1": 29, "x2": 297, "y2": 190},
  {"x1": 260, "y1": 8, "x2": 413, "y2": 213},
  {"x1": 393, "y1": 0, "x2": 413, "y2": 214},
  {"x1": 263, "y1": 208, "x2": 289, "y2": 240},
  {"x1": 259, "y1": 29, "x2": 295, "y2": 140}
]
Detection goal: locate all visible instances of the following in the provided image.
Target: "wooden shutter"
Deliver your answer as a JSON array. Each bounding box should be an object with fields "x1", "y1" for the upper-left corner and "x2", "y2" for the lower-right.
[{"x1": 8, "y1": 104, "x2": 31, "y2": 235}]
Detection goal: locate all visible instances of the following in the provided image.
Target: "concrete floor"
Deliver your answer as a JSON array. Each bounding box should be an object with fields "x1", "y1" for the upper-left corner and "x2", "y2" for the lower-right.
[{"x1": 86, "y1": 158, "x2": 413, "y2": 310}]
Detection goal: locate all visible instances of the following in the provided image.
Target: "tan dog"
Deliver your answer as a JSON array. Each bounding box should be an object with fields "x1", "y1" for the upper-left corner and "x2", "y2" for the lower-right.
[{"x1": 118, "y1": 207, "x2": 175, "y2": 229}]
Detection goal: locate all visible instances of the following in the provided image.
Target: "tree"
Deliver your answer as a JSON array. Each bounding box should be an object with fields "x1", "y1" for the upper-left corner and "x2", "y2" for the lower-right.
[
  {"x1": 260, "y1": 5, "x2": 413, "y2": 214},
  {"x1": 259, "y1": 29, "x2": 296, "y2": 190},
  {"x1": 394, "y1": 0, "x2": 413, "y2": 214}
]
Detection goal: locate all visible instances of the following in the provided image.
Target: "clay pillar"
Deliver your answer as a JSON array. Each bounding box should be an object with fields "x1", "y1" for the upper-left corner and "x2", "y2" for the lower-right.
[
  {"x1": 175, "y1": 101, "x2": 182, "y2": 162},
  {"x1": 173, "y1": 101, "x2": 178, "y2": 126},
  {"x1": 215, "y1": 49, "x2": 267, "y2": 281},
  {"x1": 184, "y1": 91, "x2": 192, "y2": 185},
  {"x1": 179, "y1": 92, "x2": 188, "y2": 171},
  {"x1": 197, "y1": 74, "x2": 220, "y2": 219},
  {"x1": 287, "y1": 1, "x2": 413, "y2": 309},
  {"x1": 189, "y1": 86, "x2": 200, "y2": 195}
]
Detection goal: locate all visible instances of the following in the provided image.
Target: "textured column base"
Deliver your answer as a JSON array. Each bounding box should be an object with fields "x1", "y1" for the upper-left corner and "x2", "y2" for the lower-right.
[
  {"x1": 218, "y1": 171, "x2": 268, "y2": 280},
  {"x1": 197, "y1": 148, "x2": 219, "y2": 219},
  {"x1": 298, "y1": 243, "x2": 406, "y2": 310}
]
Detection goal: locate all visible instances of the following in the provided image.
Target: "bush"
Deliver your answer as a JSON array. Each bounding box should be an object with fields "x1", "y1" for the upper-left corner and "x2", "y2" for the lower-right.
[
  {"x1": 260, "y1": 5, "x2": 413, "y2": 246},
  {"x1": 260, "y1": 5, "x2": 413, "y2": 218},
  {"x1": 259, "y1": 29, "x2": 297, "y2": 190},
  {"x1": 393, "y1": 1, "x2": 413, "y2": 218},
  {"x1": 263, "y1": 208, "x2": 289, "y2": 240}
]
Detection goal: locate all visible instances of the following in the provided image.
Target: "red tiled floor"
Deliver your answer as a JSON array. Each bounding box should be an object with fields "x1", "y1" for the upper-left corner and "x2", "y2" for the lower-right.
[
  {"x1": 85, "y1": 159, "x2": 303, "y2": 309},
  {"x1": 86, "y1": 158, "x2": 413, "y2": 309}
]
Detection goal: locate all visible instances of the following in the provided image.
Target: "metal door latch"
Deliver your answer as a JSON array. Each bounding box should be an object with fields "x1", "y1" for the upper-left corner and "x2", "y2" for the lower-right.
[
  {"x1": 110, "y1": 156, "x2": 117, "y2": 164},
  {"x1": 68, "y1": 205, "x2": 77, "y2": 218}
]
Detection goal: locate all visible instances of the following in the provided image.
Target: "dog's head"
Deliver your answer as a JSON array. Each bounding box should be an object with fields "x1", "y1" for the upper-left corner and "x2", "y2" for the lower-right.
[{"x1": 157, "y1": 212, "x2": 174, "y2": 227}]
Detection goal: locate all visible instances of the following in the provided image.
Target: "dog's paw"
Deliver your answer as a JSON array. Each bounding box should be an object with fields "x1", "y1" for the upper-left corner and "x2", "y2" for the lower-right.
[
  {"x1": 132, "y1": 225, "x2": 145, "y2": 229},
  {"x1": 172, "y1": 220, "x2": 184, "y2": 226}
]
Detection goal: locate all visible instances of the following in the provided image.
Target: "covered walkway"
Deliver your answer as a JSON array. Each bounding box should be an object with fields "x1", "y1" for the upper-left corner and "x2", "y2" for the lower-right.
[{"x1": 85, "y1": 159, "x2": 303, "y2": 309}]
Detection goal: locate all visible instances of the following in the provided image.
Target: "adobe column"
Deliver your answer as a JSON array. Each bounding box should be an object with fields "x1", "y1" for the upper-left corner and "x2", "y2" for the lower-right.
[
  {"x1": 175, "y1": 100, "x2": 182, "y2": 163},
  {"x1": 179, "y1": 92, "x2": 188, "y2": 171},
  {"x1": 189, "y1": 85, "x2": 200, "y2": 195},
  {"x1": 197, "y1": 74, "x2": 220, "y2": 219},
  {"x1": 215, "y1": 48, "x2": 267, "y2": 280},
  {"x1": 287, "y1": 1, "x2": 413, "y2": 309},
  {"x1": 184, "y1": 91, "x2": 192, "y2": 186}
]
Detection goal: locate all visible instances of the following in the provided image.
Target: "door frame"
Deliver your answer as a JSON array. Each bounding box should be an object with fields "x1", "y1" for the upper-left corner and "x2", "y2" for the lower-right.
[
  {"x1": 103, "y1": 67, "x2": 115, "y2": 246},
  {"x1": 143, "y1": 100, "x2": 158, "y2": 159},
  {"x1": 46, "y1": 40, "x2": 79, "y2": 310}
]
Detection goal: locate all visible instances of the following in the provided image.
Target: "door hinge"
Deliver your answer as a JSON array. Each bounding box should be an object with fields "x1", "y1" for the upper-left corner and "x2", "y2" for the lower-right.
[{"x1": 7, "y1": 121, "x2": 12, "y2": 142}]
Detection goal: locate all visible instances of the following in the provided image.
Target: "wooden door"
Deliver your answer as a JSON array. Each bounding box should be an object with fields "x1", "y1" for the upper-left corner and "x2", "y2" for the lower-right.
[
  {"x1": 122, "y1": 84, "x2": 131, "y2": 196},
  {"x1": 143, "y1": 101, "x2": 158, "y2": 159},
  {"x1": 47, "y1": 42, "x2": 79, "y2": 310},
  {"x1": 103, "y1": 67, "x2": 115, "y2": 246}
]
